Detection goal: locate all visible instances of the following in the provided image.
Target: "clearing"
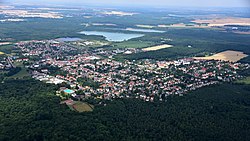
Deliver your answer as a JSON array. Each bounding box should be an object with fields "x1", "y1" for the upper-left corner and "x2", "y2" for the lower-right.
[
  {"x1": 194, "y1": 50, "x2": 248, "y2": 62},
  {"x1": 68, "y1": 101, "x2": 94, "y2": 112},
  {"x1": 0, "y1": 52, "x2": 4, "y2": 55},
  {"x1": 142, "y1": 44, "x2": 173, "y2": 51}
]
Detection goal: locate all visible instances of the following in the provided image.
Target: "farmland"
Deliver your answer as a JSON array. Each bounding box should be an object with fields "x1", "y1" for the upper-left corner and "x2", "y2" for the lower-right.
[
  {"x1": 142, "y1": 44, "x2": 173, "y2": 51},
  {"x1": 0, "y1": 42, "x2": 11, "y2": 46},
  {"x1": 194, "y1": 50, "x2": 248, "y2": 62},
  {"x1": 193, "y1": 17, "x2": 250, "y2": 27}
]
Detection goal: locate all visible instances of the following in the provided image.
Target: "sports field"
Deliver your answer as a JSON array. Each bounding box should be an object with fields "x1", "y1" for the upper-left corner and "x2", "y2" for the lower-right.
[{"x1": 69, "y1": 101, "x2": 94, "y2": 112}]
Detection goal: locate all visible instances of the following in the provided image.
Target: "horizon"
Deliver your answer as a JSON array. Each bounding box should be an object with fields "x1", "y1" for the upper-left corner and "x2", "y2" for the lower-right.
[{"x1": 2, "y1": 0, "x2": 250, "y2": 8}]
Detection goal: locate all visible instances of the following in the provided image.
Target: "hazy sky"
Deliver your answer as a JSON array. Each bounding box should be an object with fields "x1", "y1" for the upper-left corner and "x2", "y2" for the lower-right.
[{"x1": 2, "y1": 0, "x2": 250, "y2": 7}]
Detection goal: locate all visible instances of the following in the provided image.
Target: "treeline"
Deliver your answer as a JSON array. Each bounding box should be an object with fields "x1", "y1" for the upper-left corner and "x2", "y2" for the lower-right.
[
  {"x1": 0, "y1": 79, "x2": 250, "y2": 141},
  {"x1": 117, "y1": 28, "x2": 250, "y2": 60}
]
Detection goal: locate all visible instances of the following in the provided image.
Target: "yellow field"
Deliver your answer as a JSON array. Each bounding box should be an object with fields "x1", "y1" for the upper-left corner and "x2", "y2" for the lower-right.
[
  {"x1": 0, "y1": 52, "x2": 5, "y2": 55},
  {"x1": 142, "y1": 44, "x2": 173, "y2": 51},
  {"x1": 194, "y1": 50, "x2": 248, "y2": 62},
  {"x1": 193, "y1": 17, "x2": 250, "y2": 27},
  {"x1": 0, "y1": 42, "x2": 11, "y2": 46},
  {"x1": 234, "y1": 31, "x2": 250, "y2": 35}
]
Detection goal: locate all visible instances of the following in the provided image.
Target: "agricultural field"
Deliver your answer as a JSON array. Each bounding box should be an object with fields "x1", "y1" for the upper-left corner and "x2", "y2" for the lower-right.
[
  {"x1": 192, "y1": 17, "x2": 250, "y2": 27},
  {"x1": 194, "y1": 50, "x2": 248, "y2": 62},
  {"x1": 0, "y1": 42, "x2": 12, "y2": 46},
  {"x1": 0, "y1": 52, "x2": 4, "y2": 55},
  {"x1": 142, "y1": 44, "x2": 173, "y2": 51}
]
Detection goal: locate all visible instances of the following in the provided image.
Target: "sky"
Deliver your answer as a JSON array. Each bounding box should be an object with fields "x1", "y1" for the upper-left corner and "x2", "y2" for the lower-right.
[{"x1": 1, "y1": 0, "x2": 250, "y2": 8}]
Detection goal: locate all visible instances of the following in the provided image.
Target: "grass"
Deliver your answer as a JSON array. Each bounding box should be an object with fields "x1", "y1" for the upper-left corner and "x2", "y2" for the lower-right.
[
  {"x1": 0, "y1": 44, "x2": 15, "y2": 54},
  {"x1": 0, "y1": 52, "x2": 5, "y2": 55},
  {"x1": 112, "y1": 40, "x2": 155, "y2": 49},
  {"x1": 8, "y1": 62, "x2": 29, "y2": 79},
  {"x1": 8, "y1": 68, "x2": 29, "y2": 79},
  {"x1": 236, "y1": 77, "x2": 250, "y2": 85},
  {"x1": 69, "y1": 101, "x2": 94, "y2": 112}
]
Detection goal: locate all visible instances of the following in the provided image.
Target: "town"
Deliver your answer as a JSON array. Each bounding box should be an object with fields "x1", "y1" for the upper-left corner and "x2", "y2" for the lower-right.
[{"x1": 1, "y1": 40, "x2": 249, "y2": 104}]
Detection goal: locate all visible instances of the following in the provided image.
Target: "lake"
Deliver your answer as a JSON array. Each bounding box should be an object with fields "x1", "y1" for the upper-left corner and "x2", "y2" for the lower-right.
[
  {"x1": 56, "y1": 37, "x2": 82, "y2": 42},
  {"x1": 125, "y1": 28, "x2": 165, "y2": 33},
  {"x1": 79, "y1": 31, "x2": 144, "y2": 42}
]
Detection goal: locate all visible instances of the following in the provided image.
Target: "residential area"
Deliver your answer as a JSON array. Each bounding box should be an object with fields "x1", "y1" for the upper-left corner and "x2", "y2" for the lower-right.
[{"x1": 7, "y1": 40, "x2": 248, "y2": 104}]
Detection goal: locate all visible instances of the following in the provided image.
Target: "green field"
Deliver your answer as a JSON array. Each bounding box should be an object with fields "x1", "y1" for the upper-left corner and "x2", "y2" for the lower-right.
[
  {"x1": 8, "y1": 62, "x2": 29, "y2": 79},
  {"x1": 236, "y1": 77, "x2": 250, "y2": 85},
  {"x1": 112, "y1": 40, "x2": 155, "y2": 49},
  {"x1": 0, "y1": 44, "x2": 14, "y2": 54}
]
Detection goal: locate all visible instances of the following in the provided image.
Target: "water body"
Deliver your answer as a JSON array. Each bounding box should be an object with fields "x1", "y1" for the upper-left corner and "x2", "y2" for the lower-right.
[
  {"x1": 79, "y1": 31, "x2": 144, "y2": 42},
  {"x1": 56, "y1": 37, "x2": 82, "y2": 42},
  {"x1": 125, "y1": 28, "x2": 165, "y2": 33}
]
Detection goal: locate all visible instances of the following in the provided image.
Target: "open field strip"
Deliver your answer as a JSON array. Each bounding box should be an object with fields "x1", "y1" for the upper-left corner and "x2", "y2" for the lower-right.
[
  {"x1": 192, "y1": 17, "x2": 250, "y2": 27},
  {"x1": 136, "y1": 24, "x2": 155, "y2": 28},
  {"x1": 236, "y1": 77, "x2": 250, "y2": 85},
  {"x1": 142, "y1": 44, "x2": 173, "y2": 51},
  {"x1": 0, "y1": 42, "x2": 11, "y2": 46},
  {"x1": 194, "y1": 50, "x2": 248, "y2": 62},
  {"x1": 0, "y1": 52, "x2": 5, "y2": 55}
]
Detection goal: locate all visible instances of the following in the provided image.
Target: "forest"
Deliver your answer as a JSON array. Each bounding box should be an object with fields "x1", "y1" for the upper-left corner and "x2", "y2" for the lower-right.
[{"x1": 0, "y1": 78, "x2": 250, "y2": 141}]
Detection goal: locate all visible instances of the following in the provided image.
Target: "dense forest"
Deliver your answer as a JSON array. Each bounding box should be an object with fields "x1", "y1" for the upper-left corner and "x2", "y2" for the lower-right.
[
  {"x1": 0, "y1": 79, "x2": 250, "y2": 141},
  {"x1": 117, "y1": 28, "x2": 250, "y2": 61}
]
